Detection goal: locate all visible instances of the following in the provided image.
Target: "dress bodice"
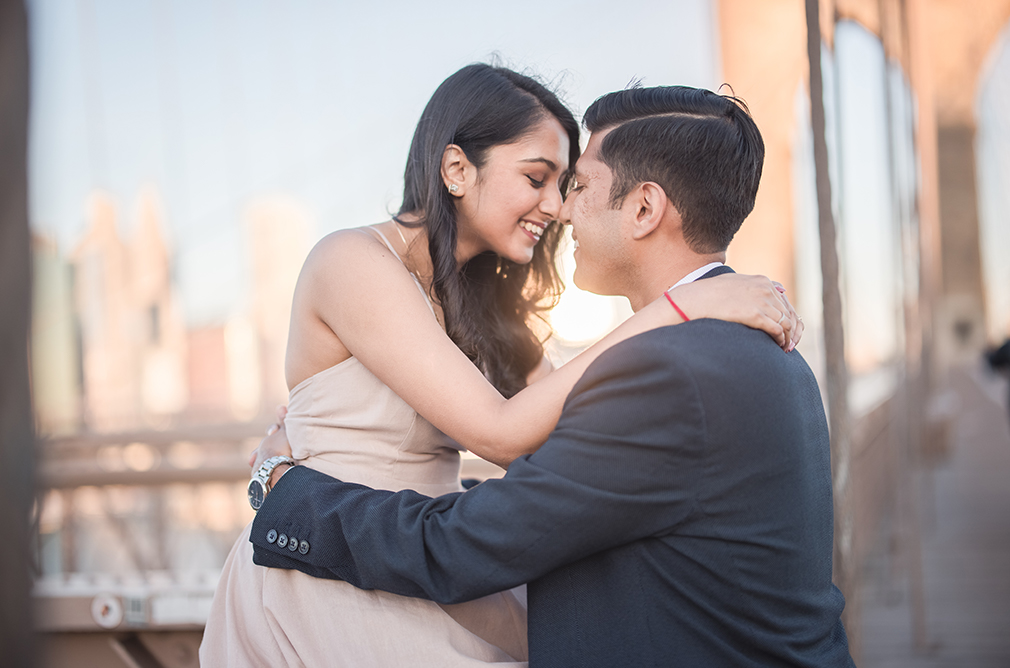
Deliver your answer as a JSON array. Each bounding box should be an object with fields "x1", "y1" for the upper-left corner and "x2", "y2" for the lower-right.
[
  {"x1": 284, "y1": 225, "x2": 464, "y2": 498},
  {"x1": 285, "y1": 356, "x2": 464, "y2": 497}
]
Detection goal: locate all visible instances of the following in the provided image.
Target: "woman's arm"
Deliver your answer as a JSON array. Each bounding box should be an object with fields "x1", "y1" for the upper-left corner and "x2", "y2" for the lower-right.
[{"x1": 290, "y1": 231, "x2": 796, "y2": 468}]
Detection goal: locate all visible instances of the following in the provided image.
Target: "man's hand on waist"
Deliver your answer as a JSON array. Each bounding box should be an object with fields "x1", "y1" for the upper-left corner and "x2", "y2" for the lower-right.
[{"x1": 250, "y1": 405, "x2": 295, "y2": 482}]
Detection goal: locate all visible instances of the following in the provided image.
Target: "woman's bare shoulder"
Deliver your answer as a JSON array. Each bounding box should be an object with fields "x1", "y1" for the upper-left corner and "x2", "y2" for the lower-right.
[
  {"x1": 306, "y1": 225, "x2": 387, "y2": 263},
  {"x1": 300, "y1": 225, "x2": 399, "y2": 283},
  {"x1": 286, "y1": 227, "x2": 396, "y2": 386}
]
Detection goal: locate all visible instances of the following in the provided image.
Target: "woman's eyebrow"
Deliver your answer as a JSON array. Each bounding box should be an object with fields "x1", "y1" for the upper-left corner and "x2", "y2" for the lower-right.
[{"x1": 519, "y1": 157, "x2": 559, "y2": 171}]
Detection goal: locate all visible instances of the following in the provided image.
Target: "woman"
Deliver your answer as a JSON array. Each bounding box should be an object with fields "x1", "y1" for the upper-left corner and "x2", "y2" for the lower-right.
[{"x1": 201, "y1": 64, "x2": 797, "y2": 667}]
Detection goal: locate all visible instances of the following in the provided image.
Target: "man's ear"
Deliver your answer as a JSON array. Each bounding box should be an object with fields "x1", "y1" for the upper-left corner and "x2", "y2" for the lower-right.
[
  {"x1": 628, "y1": 182, "x2": 672, "y2": 240},
  {"x1": 440, "y1": 144, "x2": 473, "y2": 197}
]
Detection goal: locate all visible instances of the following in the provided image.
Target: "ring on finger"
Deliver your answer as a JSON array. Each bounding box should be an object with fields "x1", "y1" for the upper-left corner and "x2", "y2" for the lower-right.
[{"x1": 777, "y1": 312, "x2": 786, "y2": 325}]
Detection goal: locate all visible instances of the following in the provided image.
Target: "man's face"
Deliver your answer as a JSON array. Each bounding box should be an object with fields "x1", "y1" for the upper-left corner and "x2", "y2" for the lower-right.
[{"x1": 560, "y1": 129, "x2": 630, "y2": 296}]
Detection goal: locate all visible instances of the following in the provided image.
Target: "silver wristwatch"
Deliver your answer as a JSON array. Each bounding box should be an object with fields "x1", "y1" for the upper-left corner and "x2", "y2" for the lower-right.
[{"x1": 248, "y1": 455, "x2": 296, "y2": 511}]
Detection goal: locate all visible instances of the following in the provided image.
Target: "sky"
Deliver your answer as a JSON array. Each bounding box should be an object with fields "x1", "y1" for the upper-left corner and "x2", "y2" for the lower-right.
[
  {"x1": 26, "y1": 1, "x2": 1010, "y2": 345},
  {"x1": 27, "y1": 0, "x2": 720, "y2": 329}
]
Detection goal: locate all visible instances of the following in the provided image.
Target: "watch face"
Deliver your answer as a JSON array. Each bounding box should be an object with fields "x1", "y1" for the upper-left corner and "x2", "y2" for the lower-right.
[{"x1": 248, "y1": 479, "x2": 266, "y2": 510}]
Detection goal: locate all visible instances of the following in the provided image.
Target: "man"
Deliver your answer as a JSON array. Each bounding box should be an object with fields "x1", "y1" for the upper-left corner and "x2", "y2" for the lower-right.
[{"x1": 251, "y1": 86, "x2": 853, "y2": 666}]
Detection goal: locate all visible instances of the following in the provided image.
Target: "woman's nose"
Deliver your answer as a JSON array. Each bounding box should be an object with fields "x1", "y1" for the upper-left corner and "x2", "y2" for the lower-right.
[
  {"x1": 540, "y1": 183, "x2": 563, "y2": 219},
  {"x1": 558, "y1": 192, "x2": 573, "y2": 227}
]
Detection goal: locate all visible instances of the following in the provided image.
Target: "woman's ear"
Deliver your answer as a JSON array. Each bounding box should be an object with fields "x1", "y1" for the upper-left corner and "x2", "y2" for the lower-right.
[
  {"x1": 440, "y1": 144, "x2": 473, "y2": 197},
  {"x1": 628, "y1": 181, "x2": 672, "y2": 240}
]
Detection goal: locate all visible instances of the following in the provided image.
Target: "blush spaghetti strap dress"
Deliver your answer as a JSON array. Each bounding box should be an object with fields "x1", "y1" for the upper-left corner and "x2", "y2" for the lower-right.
[{"x1": 200, "y1": 227, "x2": 528, "y2": 667}]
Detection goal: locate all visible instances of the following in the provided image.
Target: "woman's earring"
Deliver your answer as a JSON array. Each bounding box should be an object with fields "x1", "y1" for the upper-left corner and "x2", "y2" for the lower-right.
[{"x1": 448, "y1": 184, "x2": 459, "y2": 193}]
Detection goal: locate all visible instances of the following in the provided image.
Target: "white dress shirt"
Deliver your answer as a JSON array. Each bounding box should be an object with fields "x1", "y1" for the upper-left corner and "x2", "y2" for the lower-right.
[{"x1": 668, "y1": 262, "x2": 725, "y2": 291}]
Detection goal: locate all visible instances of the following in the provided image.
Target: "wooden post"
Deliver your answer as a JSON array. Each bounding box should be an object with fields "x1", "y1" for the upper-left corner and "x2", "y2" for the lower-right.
[
  {"x1": 0, "y1": 0, "x2": 37, "y2": 665},
  {"x1": 804, "y1": 0, "x2": 857, "y2": 651}
]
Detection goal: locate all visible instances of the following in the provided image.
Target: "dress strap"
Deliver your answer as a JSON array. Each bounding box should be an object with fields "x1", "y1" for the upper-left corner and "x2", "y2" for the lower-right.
[
  {"x1": 366, "y1": 226, "x2": 437, "y2": 317},
  {"x1": 369, "y1": 226, "x2": 400, "y2": 255}
]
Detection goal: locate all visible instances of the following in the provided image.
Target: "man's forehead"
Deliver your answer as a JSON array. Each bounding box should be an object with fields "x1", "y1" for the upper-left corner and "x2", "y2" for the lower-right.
[
  {"x1": 574, "y1": 155, "x2": 603, "y2": 179},
  {"x1": 575, "y1": 128, "x2": 614, "y2": 177}
]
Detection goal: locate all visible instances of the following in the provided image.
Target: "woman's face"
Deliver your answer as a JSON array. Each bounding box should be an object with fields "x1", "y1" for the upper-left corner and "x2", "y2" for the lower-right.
[{"x1": 453, "y1": 117, "x2": 570, "y2": 265}]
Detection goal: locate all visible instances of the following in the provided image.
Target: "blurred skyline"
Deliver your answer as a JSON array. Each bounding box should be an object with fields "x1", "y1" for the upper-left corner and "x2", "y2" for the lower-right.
[{"x1": 27, "y1": 0, "x2": 720, "y2": 328}]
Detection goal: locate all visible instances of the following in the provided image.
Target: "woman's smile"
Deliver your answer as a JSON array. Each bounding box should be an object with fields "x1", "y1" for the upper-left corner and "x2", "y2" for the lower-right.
[{"x1": 520, "y1": 219, "x2": 547, "y2": 241}]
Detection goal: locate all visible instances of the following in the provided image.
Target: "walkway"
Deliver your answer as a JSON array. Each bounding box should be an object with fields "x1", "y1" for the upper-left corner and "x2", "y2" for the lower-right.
[{"x1": 859, "y1": 364, "x2": 1010, "y2": 667}]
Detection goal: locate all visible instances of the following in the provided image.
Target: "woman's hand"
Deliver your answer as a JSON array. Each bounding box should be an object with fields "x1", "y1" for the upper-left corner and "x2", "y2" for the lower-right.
[
  {"x1": 666, "y1": 274, "x2": 803, "y2": 351},
  {"x1": 772, "y1": 281, "x2": 804, "y2": 350}
]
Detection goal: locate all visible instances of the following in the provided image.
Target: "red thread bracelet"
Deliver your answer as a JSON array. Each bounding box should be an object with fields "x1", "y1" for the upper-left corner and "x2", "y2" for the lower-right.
[{"x1": 664, "y1": 290, "x2": 690, "y2": 321}]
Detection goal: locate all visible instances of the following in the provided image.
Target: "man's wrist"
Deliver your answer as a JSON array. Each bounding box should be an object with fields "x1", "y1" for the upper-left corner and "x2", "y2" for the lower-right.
[{"x1": 269, "y1": 462, "x2": 294, "y2": 488}]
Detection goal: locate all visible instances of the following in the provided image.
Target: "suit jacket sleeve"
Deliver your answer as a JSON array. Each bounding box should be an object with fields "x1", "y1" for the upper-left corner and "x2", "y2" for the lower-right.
[{"x1": 252, "y1": 330, "x2": 706, "y2": 604}]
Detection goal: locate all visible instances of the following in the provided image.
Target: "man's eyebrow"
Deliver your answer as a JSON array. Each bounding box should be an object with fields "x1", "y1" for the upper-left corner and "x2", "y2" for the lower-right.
[{"x1": 520, "y1": 157, "x2": 559, "y2": 171}]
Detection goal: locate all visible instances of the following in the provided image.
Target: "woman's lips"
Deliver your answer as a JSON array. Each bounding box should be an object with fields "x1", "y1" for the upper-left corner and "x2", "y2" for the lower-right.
[{"x1": 519, "y1": 220, "x2": 545, "y2": 241}]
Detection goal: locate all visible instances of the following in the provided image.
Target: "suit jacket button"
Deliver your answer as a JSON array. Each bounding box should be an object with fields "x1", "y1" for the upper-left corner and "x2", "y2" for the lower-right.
[
  {"x1": 298, "y1": 540, "x2": 310, "y2": 555},
  {"x1": 277, "y1": 533, "x2": 288, "y2": 548},
  {"x1": 287, "y1": 538, "x2": 298, "y2": 552},
  {"x1": 266, "y1": 529, "x2": 278, "y2": 544}
]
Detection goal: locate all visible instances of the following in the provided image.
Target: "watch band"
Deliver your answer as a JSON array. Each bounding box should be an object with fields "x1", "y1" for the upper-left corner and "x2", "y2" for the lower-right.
[
  {"x1": 256, "y1": 452, "x2": 294, "y2": 479},
  {"x1": 253, "y1": 455, "x2": 296, "y2": 488},
  {"x1": 248, "y1": 455, "x2": 296, "y2": 510}
]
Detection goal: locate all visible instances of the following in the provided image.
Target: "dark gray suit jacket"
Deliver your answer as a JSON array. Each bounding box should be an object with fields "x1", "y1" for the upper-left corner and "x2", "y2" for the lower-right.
[{"x1": 253, "y1": 270, "x2": 853, "y2": 667}]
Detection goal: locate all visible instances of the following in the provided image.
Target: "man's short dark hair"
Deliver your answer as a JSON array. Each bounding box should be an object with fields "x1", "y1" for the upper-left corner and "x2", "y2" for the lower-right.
[{"x1": 583, "y1": 86, "x2": 765, "y2": 254}]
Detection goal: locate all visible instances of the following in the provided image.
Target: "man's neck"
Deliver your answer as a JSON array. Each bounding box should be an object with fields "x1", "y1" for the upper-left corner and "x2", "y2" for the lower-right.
[{"x1": 626, "y1": 252, "x2": 726, "y2": 312}]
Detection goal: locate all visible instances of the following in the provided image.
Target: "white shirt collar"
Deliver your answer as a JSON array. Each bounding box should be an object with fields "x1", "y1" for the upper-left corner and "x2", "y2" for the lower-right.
[{"x1": 668, "y1": 262, "x2": 725, "y2": 291}]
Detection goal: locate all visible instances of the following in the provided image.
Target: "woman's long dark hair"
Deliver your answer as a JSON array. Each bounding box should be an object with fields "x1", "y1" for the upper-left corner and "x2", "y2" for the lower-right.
[{"x1": 397, "y1": 64, "x2": 580, "y2": 398}]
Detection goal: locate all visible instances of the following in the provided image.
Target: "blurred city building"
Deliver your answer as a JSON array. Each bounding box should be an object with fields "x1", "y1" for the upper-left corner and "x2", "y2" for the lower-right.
[
  {"x1": 21, "y1": 0, "x2": 1010, "y2": 666},
  {"x1": 244, "y1": 196, "x2": 312, "y2": 415},
  {"x1": 34, "y1": 190, "x2": 313, "y2": 431},
  {"x1": 68, "y1": 189, "x2": 188, "y2": 432},
  {"x1": 31, "y1": 234, "x2": 81, "y2": 436}
]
